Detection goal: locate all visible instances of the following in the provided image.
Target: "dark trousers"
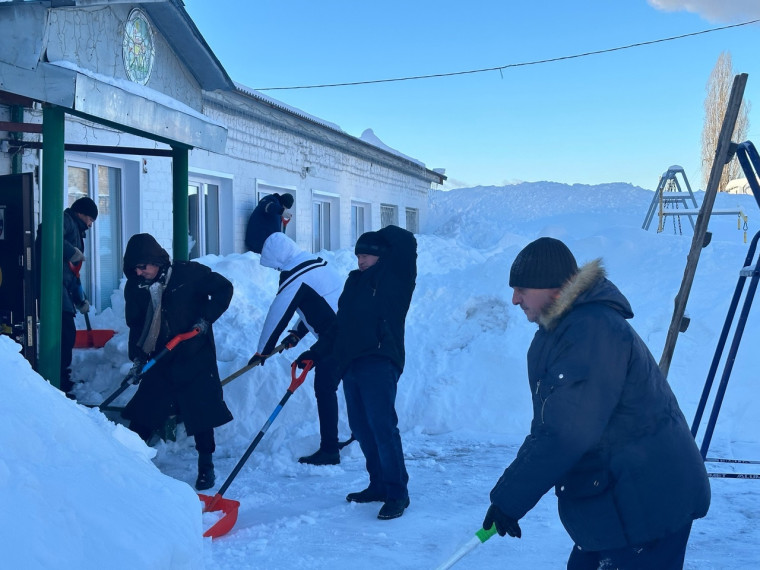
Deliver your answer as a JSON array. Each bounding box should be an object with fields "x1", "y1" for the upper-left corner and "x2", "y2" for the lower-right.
[
  {"x1": 567, "y1": 522, "x2": 693, "y2": 570},
  {"x1": 343, "y1": 355, "x2": 408, "y2": 501},
  {"x1": 60, "y1": 311, "x2": 76, "y2": 393},
  {"x1": 314, "y1": 356, "x2": 341, "y2": 453}
]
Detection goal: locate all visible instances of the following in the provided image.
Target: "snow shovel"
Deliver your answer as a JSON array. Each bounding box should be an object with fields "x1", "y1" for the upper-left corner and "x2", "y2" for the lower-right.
[
  {"x1": 199, "y1": 359, "x2": 315, "y2": 539},
  {"x1": 220, "y1": 340, "x2": 288, "y2": 387},
  {"x1": 97, "y1": 328, "x2": 201, "y2": 410},
  {"x1": 69, "y1": 261, "x2": 116, "y2": 348},
  {"x1": 435, "y1": 525, "x2": 498, "y2": 570}
]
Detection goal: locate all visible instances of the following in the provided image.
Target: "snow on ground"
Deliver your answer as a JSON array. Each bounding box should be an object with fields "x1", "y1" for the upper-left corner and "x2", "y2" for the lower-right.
[{"x1": 4, "y1": 182, "x2": 760, "y2": 569}]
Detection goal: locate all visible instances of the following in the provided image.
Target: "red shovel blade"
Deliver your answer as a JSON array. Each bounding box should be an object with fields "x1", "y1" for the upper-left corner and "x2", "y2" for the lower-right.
[{"x1": 199, "y1": 493, "x2": 240, "y2": 539}]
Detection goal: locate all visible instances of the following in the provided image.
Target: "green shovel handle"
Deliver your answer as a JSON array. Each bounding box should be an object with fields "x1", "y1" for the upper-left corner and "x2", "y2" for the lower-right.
[{"x1": 476, "y1": 525, "x2": 498, "y2": 542}]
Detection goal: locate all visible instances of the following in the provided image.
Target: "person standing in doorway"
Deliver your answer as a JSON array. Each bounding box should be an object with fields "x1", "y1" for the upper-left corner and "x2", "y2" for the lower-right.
[
  {"x1": 483, "y1": 237, "x2": 710, "y2": 569},
  {"x1": 298, "y1": 226, "x2": 417, "y2": 520},
  {"x1": 35, "y1": 196, "x2": 98, "y2": 398},
  {"x1": 122, "y1": 233, "x2": 234, "y2": 491}
]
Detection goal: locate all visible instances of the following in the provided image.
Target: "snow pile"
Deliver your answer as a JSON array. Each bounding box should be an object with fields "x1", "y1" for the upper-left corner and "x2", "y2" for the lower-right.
[{"x1": 0, "y1": 336, "x2": 204, "y2": 569}]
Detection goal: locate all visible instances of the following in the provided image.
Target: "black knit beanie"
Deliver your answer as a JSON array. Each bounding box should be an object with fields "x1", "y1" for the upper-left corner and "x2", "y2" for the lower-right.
[
  {"x1": 279, "y1": 193, "x2": 294, "y2": 209},
  {"x1": 509, "y1": 237, "x2": 578, "y2": 289},
  {"x1": 355, "y1": 231, "x2": 389, "y2": 256},
  {"x1": 71, "y1": 197, "x2": 99, "y2": 220}
]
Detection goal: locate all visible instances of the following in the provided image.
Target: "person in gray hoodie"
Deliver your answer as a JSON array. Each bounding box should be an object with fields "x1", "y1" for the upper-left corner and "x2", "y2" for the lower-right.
[{"x1": 484, "y1": 237, "x2": 710, "y2": 570}]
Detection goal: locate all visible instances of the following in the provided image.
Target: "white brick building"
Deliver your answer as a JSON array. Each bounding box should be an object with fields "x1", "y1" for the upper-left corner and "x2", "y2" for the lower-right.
[{"x1": 0, "y1": 1, "x2": 444, "y2": 378}]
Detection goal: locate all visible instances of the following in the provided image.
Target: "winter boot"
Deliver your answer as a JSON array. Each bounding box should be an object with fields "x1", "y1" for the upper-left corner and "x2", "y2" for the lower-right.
[
  {"x1": 195, "y1": 453, "x2": 215, "y2": 491},
  {"x1": 377, "y1": 496, "x2": 410, "y2": 520},
  {"x1": 346, "y1": 486, "x2": 386, "y2": 504},
  {"x1": 298, "y1": 448, "x2": 340, "y2": 466}
]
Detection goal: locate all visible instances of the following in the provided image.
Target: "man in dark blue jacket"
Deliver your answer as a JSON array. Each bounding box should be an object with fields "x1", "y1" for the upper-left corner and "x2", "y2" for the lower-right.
[
  {"x1": 484, "y1": 237, "x2": 710, "y2": 569},
  {"x1": 35, "y1": 196, "x2": 98, "y2": 398},
  {"x1": 300, "y1": 225, "x2": 416, "y2": 520}
]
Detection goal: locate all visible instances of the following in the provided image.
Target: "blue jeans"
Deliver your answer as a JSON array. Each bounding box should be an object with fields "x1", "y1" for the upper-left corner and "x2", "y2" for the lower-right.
[
  {"x1": 343, "y1": 355, "x2": 408, "y2": 500},
  {"x1": 567, "y1": 522, "x2": 692, "y2": 570}
]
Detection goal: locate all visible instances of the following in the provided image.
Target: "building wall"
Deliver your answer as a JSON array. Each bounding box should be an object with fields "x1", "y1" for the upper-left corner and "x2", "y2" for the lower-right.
[{"x1": 45, "y1": 5, "x2": 202, "y2": 111}]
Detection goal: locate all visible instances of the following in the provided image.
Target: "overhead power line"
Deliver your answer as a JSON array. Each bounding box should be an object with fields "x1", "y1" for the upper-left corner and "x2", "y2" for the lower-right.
[{"x1": 256, "y1": 19, "x2": 760, "y2": 91}]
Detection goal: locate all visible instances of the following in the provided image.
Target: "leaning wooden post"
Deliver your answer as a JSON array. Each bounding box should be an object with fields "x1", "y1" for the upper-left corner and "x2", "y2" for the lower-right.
[{"x1": 658, "y1": 73, "x2": 748, "y2": 378}]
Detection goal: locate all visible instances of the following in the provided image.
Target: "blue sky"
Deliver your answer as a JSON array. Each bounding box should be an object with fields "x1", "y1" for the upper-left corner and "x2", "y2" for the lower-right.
[{"x1": 183, "y1": 1, "x2": 760, "y2": 190}]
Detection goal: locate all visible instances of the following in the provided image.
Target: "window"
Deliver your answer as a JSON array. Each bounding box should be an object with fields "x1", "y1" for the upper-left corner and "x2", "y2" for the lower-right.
[
  {"x1": 66, "y1": 161, "x2": 123, "y2": 312},
  {"x1": 381, "y1": 204, "x2": 398, "y2": 228},
  {"x1": 312, "y1": 199, "x2": 331, "y2": 252},
  {"x1": 188, "y1": 181, "x2": 220, "y2": 259},
  {"x1": 351, "y1": 202, "x2": 369, "y2": 244},
  {"x1": 405, "y1": 207, "x2": 419, "y2": 234},
  {"x1": 311, "y1": 191, "x2": 340, "y2": 252}
]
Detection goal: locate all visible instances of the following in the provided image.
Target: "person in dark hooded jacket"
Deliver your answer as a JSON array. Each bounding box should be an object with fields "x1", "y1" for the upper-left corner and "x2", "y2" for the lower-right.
[
  {"x1": 244, "y1": 192, "x2": 294, "y2": 253},
  {"x1": 300, "y1": 225, "x2": 417, "y2": 521},
  {"x1": 483, "y1": 237, "x2": 710, "y2": 569},
  {"x1": 121, "y1": 233, "x2": 234, "y2": 491}
]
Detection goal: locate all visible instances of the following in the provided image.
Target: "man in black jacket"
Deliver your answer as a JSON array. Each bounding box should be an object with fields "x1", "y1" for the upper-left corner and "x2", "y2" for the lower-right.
[
  {"x1": 245, "y1": 192, "x2": 294, "y2": 253},
  {"x1": 122, "y1": 233, "x2": 234, "y2": 491},
  {"x1": 35, "y1": 196, "x2": 98, "y2": 398},
  {"x1": 483, "y1": 237, "x2": 710, "y2": 569},
  {"x1": 299, "y1": 225, "x2": 416, "y2": 520}
]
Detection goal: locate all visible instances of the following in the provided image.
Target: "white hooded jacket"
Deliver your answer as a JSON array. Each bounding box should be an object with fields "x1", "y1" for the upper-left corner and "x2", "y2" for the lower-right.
[{"x1": 257, "y1": 232, "x2": 343, "y2": 355}]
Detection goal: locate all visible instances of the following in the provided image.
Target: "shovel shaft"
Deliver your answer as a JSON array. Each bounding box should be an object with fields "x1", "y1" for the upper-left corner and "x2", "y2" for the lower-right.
[
  {"x1": 215, "y1": 361, "x2": 314, "y2": 498},
  {"x1": 435, "y1": 527, "x2": 497, "y2": 570},
  {"x1": 220, "y1": 342, "x2": 288, "y2": 387}
]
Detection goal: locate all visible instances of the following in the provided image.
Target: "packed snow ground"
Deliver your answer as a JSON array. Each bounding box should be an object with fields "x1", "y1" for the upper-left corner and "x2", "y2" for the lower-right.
[{"x1": 4, "y1": 182, "x2": 760, "y2": 569}]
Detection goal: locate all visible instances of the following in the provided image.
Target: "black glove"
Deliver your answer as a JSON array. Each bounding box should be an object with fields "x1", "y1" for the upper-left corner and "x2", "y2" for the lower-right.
[
  {"x1": 295, "y1": 350, "x2": 316, "y2": 369},
  {"x1": 281, "y1": 331, "x2": 301, "y2": 349},
  {"x1": 482, "y1": 504, "x2": 522, "y2": 538},
  {"x1": 248, "y1": 353, "x2": 265, "y2": 367},
  {"x1": 193, "y1": 318, "x2": 210, "y2": 336},
  {"x1": 127, "y1": 358, "x2": 146, "y2": 385}
]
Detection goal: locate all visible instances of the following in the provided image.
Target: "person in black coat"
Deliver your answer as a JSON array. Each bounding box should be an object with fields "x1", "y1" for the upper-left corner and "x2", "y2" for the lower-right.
[
  {"x1": 35, "y1": 196, "x2": 98, "y2": 398},
  {"x1": 483, "y1": 237, "x2": 710, "y2": 569},
  {"x1": 300, "y1": 225, "x2": 417, "y2": 520},
  {"x1": 121, "y1": 233, "x2": 234, "y2": 491},
  {"x1": 244, "y1": 192, "x2": 294, "y2": 253}
]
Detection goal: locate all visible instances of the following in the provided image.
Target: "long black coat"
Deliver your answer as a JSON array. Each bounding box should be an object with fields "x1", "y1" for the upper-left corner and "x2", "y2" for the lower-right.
[
  {"x1": 122, "y1": 254, "x2": 233, "y2": 436},
  {"x1": 490, "y1": 260, "x2": 710, "y2": 551}
]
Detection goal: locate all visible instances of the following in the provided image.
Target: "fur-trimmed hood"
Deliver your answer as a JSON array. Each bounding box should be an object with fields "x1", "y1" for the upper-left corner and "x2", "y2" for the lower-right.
[{"x1": 538, "y1": 259, "x2": 634, "y2": 330}]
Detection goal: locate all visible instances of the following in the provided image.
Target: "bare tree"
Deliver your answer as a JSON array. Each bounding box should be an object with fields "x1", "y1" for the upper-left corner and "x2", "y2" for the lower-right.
[{"x1": 701, "y1": 52, "x2": 751, "y2": 191}]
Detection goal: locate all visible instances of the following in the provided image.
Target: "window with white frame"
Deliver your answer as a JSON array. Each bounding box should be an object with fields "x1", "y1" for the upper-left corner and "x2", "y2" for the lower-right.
[
  {"x1": 351, "y1": 202, "x2": 370, "y2": 244},
  {"x1": 312, "y1": 192, "x2": 340, "y2": 252},
  {"x1": 405, "y1": 207, "x2": 419, "y2": 234},
  {"x1": 188, "y1": 178, "x2": 224, "y2": 259},
  {"x1": 66, "y1": 159, "x2": 123, "y2": 311},
  {"x1": 380, "y1": 204, "x2": 398, "y2": 228}
]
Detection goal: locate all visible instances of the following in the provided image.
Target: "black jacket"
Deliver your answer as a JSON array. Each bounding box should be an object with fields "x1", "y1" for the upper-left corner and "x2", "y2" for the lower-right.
[
  {"x1": 313, "y1": 225, "x2": 416, "y2": 375},
  {"x1": 122, "y1": 234, "x2": 233, "y2": 436},
  {"x1": 490, "y1": 260, "x2": 710, "y2": 550},
  {"x1": 245, "y1": 194, "x2": 287, "y2": 253},
  {"x1": 35, "y1": 208, "x2": 88, "y2": 314}
]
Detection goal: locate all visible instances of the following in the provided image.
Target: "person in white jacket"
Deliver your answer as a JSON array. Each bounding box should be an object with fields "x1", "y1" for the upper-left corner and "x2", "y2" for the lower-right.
[{"x1": 250, "y1": 232, "x2": 348, "y2": 465}]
